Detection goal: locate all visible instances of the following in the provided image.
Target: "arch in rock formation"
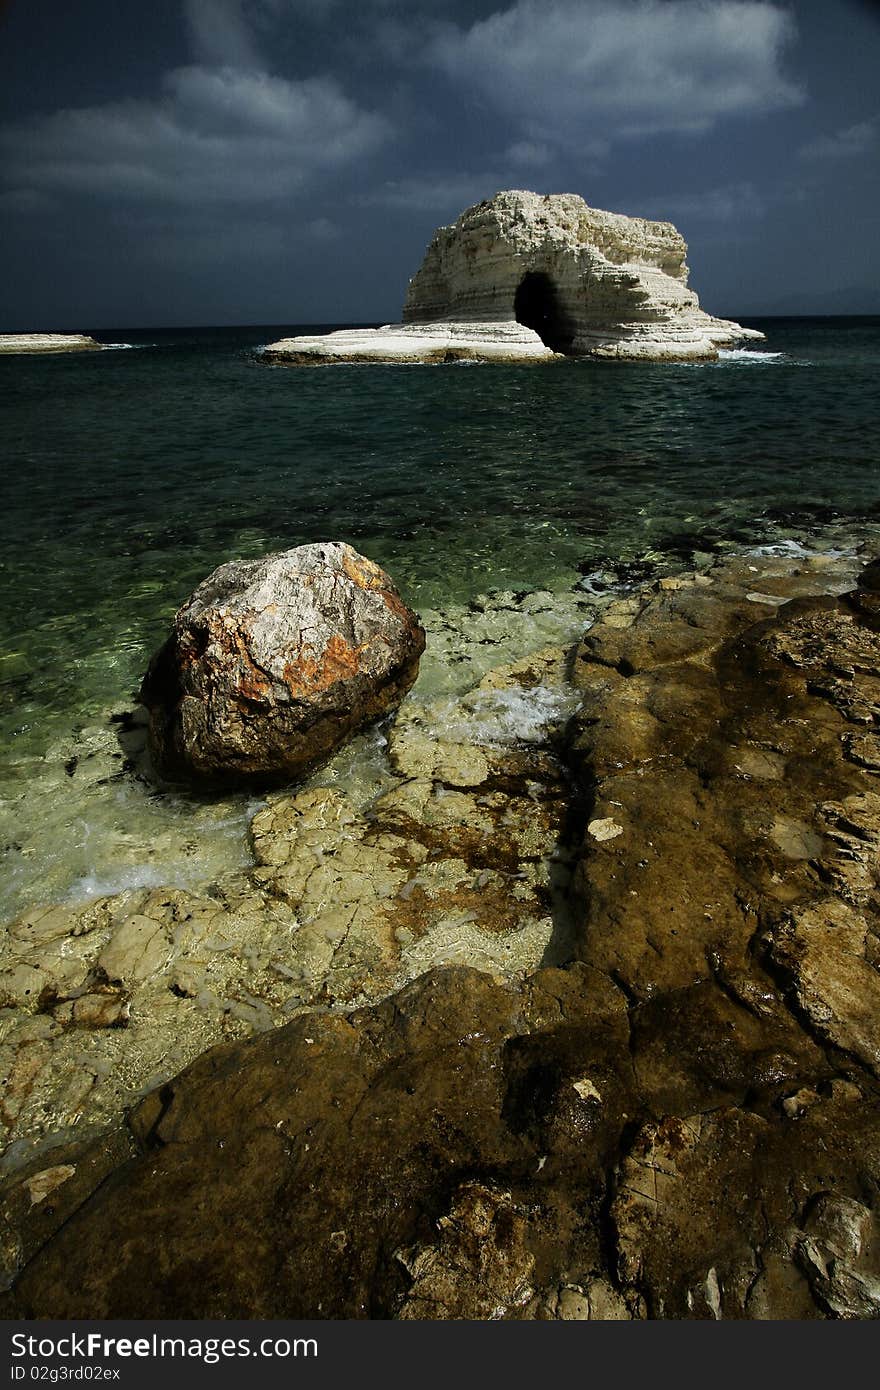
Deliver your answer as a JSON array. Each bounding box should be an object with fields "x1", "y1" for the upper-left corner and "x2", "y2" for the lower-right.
[{"x1": 513, "y1": 271, "x2": 574, "y2": 354}]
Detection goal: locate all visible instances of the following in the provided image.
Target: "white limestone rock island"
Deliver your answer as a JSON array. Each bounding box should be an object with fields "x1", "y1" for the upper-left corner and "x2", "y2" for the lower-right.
[
  {"x1": 263, "y1": 190, "x2": 763, "y2": 366},
  {"x1": 0, "y1": 334, "x2": 101, "y2": 354}
]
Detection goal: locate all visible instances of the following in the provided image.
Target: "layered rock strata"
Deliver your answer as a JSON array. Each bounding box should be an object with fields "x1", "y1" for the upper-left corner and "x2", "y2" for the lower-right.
[
  {"x1": 263, "y1": 190, "x2": 760, "y2": 365},
  {"x1": 0, "y1": 334, "x2": 100, "y2": 354},
  {"x1": 3, "y1": 549, "x2": 880, "y2": 1318},
  {"x1": 139, "y1": 542, "x2": 425, "y2": 787}
]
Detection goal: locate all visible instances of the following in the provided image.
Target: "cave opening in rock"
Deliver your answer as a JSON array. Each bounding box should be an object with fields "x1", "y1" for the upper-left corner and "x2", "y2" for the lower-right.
[{"x1": 514, "y1": 272, "x2": 574, "y2": 354}]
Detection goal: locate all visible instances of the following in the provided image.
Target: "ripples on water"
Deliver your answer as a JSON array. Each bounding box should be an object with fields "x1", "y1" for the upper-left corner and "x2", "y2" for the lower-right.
[{"x1": 1, "y1": 317, "x2": 879, "y2": 916}]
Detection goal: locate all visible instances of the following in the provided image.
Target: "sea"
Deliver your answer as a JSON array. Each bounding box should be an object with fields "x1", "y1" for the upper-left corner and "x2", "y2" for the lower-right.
[{"x1": 2, "y1": 316, "x2": 879, "y2": 921}]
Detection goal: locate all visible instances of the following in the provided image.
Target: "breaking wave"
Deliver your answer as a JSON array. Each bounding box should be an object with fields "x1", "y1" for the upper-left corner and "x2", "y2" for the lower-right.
[{"x1": 717, "y1": 348, "x2": 786, "y2": 364}]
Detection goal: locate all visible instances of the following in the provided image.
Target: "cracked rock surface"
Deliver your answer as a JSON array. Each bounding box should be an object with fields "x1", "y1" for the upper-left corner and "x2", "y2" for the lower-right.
[{"x1": 2, "y1": 550, "x2": 880, "y2": 1318}]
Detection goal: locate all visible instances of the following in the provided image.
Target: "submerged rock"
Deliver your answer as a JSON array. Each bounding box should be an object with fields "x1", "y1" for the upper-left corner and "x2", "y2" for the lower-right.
[
  {"x1": 139, "y1": 542, "x2": 425, "y2": 787},
  {"x1": 263, "y1": 190, "x2": 760, "y2": 365}
]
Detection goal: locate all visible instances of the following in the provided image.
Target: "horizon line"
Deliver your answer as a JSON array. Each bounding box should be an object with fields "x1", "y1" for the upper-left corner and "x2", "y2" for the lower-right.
[{"x1": 4, "y1": 312, "x2": 880, "y2": 335}]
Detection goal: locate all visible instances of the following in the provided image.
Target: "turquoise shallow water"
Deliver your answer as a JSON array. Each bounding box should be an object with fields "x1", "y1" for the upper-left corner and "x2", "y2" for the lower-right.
[{"x1": 2, "y1": 316, "x2": 880, "y2": 915}]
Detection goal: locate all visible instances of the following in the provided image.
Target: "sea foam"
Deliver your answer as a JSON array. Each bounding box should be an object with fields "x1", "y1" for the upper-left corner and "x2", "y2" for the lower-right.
[
  {"x1": 428, "y1": 684, "x2": 580, "y2": 747},
  {"x1": 717, "y1": 348, "x2": 785, "y2": 363}
]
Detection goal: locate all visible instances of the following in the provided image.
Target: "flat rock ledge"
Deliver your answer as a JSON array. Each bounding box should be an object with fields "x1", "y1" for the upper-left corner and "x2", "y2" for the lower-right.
[
  {"x1": 3, "y1": 550, "x2": 880, "y2": 1319},
  {"x1": 0, "y1": 334, "x2": 101, "y2": 355},
  {"x1": 263, "y1": 190, "x2": 761, "y2": 366},
  {"x1": 262, "y1": 320, "x2": 558, "y2": 365}
]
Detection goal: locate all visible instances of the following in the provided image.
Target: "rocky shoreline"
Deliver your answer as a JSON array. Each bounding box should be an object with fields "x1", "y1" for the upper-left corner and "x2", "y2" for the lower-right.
[{"x1": 2, "y1": 548, "x2": 880, "y2": 1317}]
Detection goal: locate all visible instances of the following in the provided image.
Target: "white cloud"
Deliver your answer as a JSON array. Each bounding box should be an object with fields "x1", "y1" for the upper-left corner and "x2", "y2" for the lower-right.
[
  {"x1": 429, "y1": 0, "x2": 803, "y2": 140},
  {"x1": 0, "y1": 67, "x2": 390, "y2": 206},
  {"x1": 799, "y1": 118, "x2": 878, "y2": 161}
]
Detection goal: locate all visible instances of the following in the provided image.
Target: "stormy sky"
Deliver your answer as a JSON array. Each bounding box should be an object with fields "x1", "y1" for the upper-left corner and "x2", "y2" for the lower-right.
[{"x1": 1, "y1": 0, "x2": 878, "y2": 328}]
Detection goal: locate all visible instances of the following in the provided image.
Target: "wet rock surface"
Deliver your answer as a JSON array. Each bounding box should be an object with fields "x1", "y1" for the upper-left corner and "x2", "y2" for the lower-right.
[
  {"x1": 140, "y1": 542, "x2": 425, "y2": 786},
  {"x1": 3, "y1": 550, "x2": 880, "y2": 1318},
  {"x1": 0, "y1": 640, "x2": 578, "y2": 1177}
]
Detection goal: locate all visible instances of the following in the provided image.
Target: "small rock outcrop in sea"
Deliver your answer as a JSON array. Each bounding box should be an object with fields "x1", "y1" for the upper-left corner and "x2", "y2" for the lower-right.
[
  {"x1": 263, "y1": 190, "x2": 761, "y2": 365},
  {"x1": 0, "y1": 334, "x2": 101, "y2": 354},
  {"x1": 139, "y1": 542, "x2": 425, "y2": 786}
]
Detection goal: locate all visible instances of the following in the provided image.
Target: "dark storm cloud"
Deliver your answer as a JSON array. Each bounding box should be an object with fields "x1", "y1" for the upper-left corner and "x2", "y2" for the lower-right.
[
  {"x1": 1, "y1": 0, "x2": 801, "y2": 208},
  {"x1": 428, "y1": 0, "x2": 803, "y2": 140},
  {"x1": 0, "y1": 63, "x2": 389, "y2": 206},
  {"x1": 0, "y1": 0, "x2": 878, "y2": 324}
]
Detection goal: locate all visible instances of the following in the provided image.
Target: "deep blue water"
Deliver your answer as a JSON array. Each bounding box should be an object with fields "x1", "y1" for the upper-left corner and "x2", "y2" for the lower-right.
[{"x1": 1, "y1": 316, "x2": 880, "y2": 912}]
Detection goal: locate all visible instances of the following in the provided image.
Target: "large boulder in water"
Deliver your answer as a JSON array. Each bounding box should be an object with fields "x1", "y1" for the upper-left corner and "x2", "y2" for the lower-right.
[{"x1": 139, "y1": 542, "x2": 425, "y2": 786}]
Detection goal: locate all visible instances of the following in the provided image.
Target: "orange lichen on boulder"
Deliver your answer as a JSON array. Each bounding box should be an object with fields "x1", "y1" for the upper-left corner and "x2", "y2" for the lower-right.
[
  {"x1": 283, "y1": 633, "x2": 366, "y2": 699},
  {"x1": 341, "y1": 549, "x2": 386, "y2": 591}
]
